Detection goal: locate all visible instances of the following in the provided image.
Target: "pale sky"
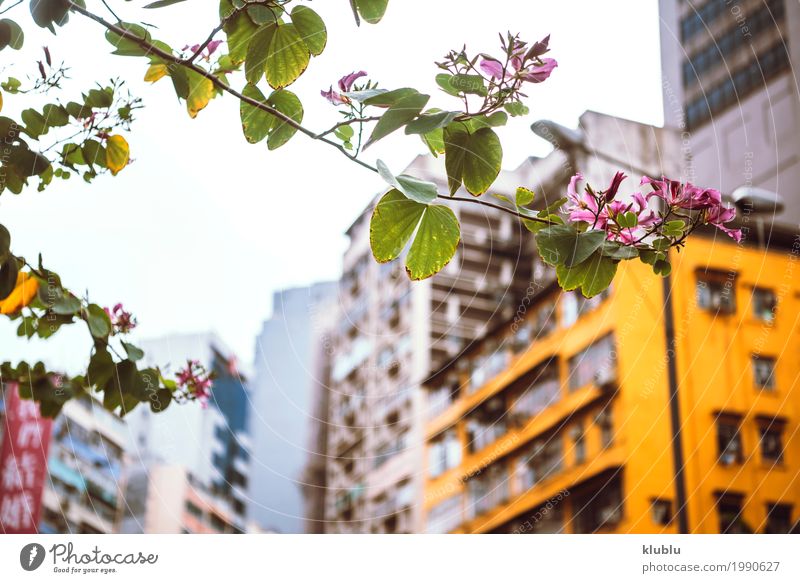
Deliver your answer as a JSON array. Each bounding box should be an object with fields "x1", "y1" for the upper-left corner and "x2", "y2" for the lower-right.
[{"x1": 1, "y1": 0, "x2": 664, "y2": 370}]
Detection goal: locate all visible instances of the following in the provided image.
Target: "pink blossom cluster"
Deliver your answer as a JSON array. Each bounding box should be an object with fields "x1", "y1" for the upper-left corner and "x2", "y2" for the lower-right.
[
  {"x1": 322, "y1": 71, "x2": 367, "y2": 106},
  {"x1": 182, "y1": 40, "x2": 222, "y2": 61},
  {"x1": 564, "y1": 172, "x2": 742, "y2": 244},
  {"x1": 104, "y1": 303, "x2": 137, "y2": 335},
  {"x1": 479, "y1": 35, "x2": 557, "y2": 85},
  {"x1": 175, "y1": 359, "x2": 213, "y2": 405}
]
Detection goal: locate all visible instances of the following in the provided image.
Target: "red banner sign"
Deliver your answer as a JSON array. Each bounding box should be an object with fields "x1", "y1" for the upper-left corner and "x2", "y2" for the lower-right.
[{"x1": 0, "y1": 382, "x2": 53, "y2": 534}]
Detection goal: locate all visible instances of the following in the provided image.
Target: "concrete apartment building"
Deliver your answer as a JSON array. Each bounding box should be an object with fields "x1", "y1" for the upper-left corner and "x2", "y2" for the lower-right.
[
  {"x1": 659, "y1": 0, "x2": 800, "y2": 227},
  {"x1": 250, "y1": 282, "x2": 337, "y2": 533},
  {"x1": 322, "y1": 110, "x2": 684, "y2": 533},
  {"x1": 122, "y1": 333, "x2": 251, "y2": 533},
  {"x1": 323, "y1": 155, "x2": 545, "y2": 534}
]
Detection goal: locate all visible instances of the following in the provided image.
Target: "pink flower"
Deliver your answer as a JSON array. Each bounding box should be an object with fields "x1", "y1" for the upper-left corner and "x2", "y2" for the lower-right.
[
  {"x1": 182, "y1": 40, "x2": 223, "y2": 61},
  {"x1": 564, "y1": 173, "x2": 603, "y2": 226},
  {"x1": 479, "y1": 37, "x2": 557, "y2": 84},
  {"x1": 705, "y1": 203, "x2": 742, "y2": 242},
  {"x1": 602, "y1": 192, "x2": 659, "y2": 244},
  {"x1": 641, "y1": 176, "x2": 721, "y2": 210},
  {"x1": 520, "y1": 58, "x2": 558, "y2": 83},
  {"x1": 104, "y1": 303, "x2": 136, "y2": 335},
  {"x1": 322, "y1": 70, "x2": 367, "y2": 105},
  {"x1": 604, "y1": 171, "x2": 627, "y2": 202},
  {"x1": 175, "y1": 359, "x2": 214, "y2": 405}
]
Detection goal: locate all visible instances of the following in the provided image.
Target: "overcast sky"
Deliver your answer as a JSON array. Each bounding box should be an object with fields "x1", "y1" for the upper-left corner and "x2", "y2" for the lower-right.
[{"x1": 1, "y1": 0, "x2": 663, "y2": 370}]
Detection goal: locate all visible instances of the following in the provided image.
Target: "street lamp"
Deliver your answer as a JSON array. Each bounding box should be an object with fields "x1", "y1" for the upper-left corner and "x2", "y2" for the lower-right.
[
  {"x1": 732, "y1": 186, "x2": 785, "y2": 247},
  {"x1": 531, "y1": 118, "x2": 691, "y2": 534}
]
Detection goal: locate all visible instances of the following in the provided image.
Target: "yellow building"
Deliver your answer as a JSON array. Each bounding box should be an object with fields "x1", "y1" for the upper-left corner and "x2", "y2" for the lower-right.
[{"x1": 422, "y1": 228, "x2": 800, "y2": 534}]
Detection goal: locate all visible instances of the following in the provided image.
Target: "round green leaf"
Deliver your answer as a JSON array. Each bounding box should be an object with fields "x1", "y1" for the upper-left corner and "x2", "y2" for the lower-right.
[
  {"x1": 0, "y1": 19, "x2": 24, "y2": 51},
  {"x1": 266, "y1": 89, "x2": 303, "y2": 150},
  {"x1": 265, "y1": 23, "x2": 310, "y2": 89},
  {"x1": 245, "y1": 23, "x2": 276, "y2": 85},
  {"x1": 406, "y1": 204, "x2": 460, "y2": 280},
  {"x1": 291, "y1": 5, "x2": 326, "y2": 56},
  {"x1": 462, "y1": 127, "x2": 502, "y2": 196},
  {"x1": 377, "y1": 160, "x2": 437, "y2": 204},
  {"x1": 536, "y1": 225, "x2": 606, "y2": 268},
  {"x1": 369, "y1": 189, "x2": 426, "y2": 263},
  {"x1": 86, "y1": 304, "x2": 112, "y2": 338},
  {"x1": 355, "y1": 0, "x2": 389, "y2": 24},
  {"x1": 240, "y1": 83, "x2": 273, "y2": 144},
  {"x1": 0, "y1": 256, "x2": 18, "y2": 300},
  {"x1": 365, "y1": 92, "x2": 429, "y2": 148}
]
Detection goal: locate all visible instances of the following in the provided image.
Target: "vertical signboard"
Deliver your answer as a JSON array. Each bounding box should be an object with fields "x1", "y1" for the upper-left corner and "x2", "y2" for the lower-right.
[{"x1": 0, "y1": 382, "x2": 53, "y2": 533}]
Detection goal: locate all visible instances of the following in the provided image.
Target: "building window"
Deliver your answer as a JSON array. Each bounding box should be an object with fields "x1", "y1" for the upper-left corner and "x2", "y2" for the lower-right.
[
  {"x1": 651, "y1": 499, "x2": 673, "y2": 526},
  {"x1": 428, "y1": 428, "x2": 461, "y2": 478},
  {"x1": 717, "y1": 494, "x2": 751, "y2": 534},
  {"x1": 516, "y1": 436, "x2": 563, "y2": 491},
  {"x1": 426, "y1": 494, "x2": 462, "y2": 534},
  {"x1": 752, "y1": 356, "x2": 776, "y2": 390},
  {"x1": 572, "y1": 473, "x2": 623, "y2": 533},
  {"x1": 568, "y1": 334, "x2": 616, "y2": 391},
  {"x1": 716, "y1": 414, "x2": 743, "y2": 466},
  {"x1": 466, "y1": 463, "x2": 509, "y2": 518},
  {"x1": 696, "y1": 274, "x2": 736, "y2": 313},
  {"x1": 185, "y1": 500, "x2": 203, "y2": 520},
  {"x1": 596, "y1": 408, "x2": 614, "y2": 448},
  {"x1": 508, "y1": 361, "x2": 560, "y2": 424},
  {"x1": 765, "y1": 503, "x2": 793, "y2": 534},
  {"x1": 570, "y1": 424, "x2": 586, "y2": 465},
  {"x1": 757, "y1": 418, "x2": 785, "y2": 464},
  {"x1": 751, "y1": 288, "x2": 776, "y2": 322},
  {"x1": 465, "y1": 396, "x2": 506, "y2": 454}
]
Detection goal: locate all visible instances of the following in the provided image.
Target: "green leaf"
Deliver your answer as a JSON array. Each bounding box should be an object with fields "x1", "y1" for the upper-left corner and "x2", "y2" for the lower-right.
[
  {"x1": 105, "y1": 22, "x2": 152, "y2": 57},
  {"x1": 435, "y1": 74, "x2": 461, "y2": 97},
  {"x1": 150, "y1": 388, "x2": 173, "y2": 413},
  {"x1": 406, "y1": 204, "x2": 460, "y2": 280},
  {"x1": 291, "y1": 5, "x2": 326, "y2": 56},
  {"x1": 653, "y1": 259, "x2": 672, "y2": 277},
  {"x1": 617, "y1": 211, "x2": 638, "y2": 229},
  {"x1": 0, "y1": 224, "x2": 9, "y2": 263},
  {"x1": 265, "y1": 23, "x2": 310, "y2": 89},
  {"x1": 0, "y1": 256, "x2": 18, "y2": 300},
  {"x1": 369, "y1": 189, "x2": 426, "y2": 262},
  {"x1": 240, "y1": 83, "x2": 273, "y2": 144},
  {"x1": 601, "y1": 241, "x2": 639, "y2": 260},
  {"x1": 42, "y1": 104, "x2": 69, "y2": 127},
  {"x1": 266, "y1": 89, "x2": 303, "y2": 150},
  {"x1": 144, "y1": 0, "x2": 188, "y2": 7},
  {"x1": 222, "y1": 2, "x2": 257, "y2": 65},
  {"x1": 504, "y1": 102, "x2": 530, "y2": 117},
  {"x1": 355, "y1": 0, "x2": 389, "y2": 24},
  {"x1": 82, "y1": 139, "x2": 107, "y2": 168},
  {"x1": 52, "y1": 293, "x2": 81, "y2": 315},
  {"x1": 377, "y1": 159, "x2": 437, "y2": 204},
  {"x1": 244, "y1": 22, "x2": 276, "y2": 85},
  {"x1": 404, "y1": 110, "x2": 458, "y2": 135},
  {"x1": 364, "y1": 92, "x2": 429, "y2": 148},
  {"x1": 516, "y1": 187, "x2": 535, "y2": 207},
  {"x1": 21, "y1": 109, "x2": 48, "y2": 138},
  {"x1": 122, "y1": 341, "x2": 144, "y2": 361},
  {"x1": 362, "y1": 87, "x2": 417, "y2": 107},
  {"x1": 0, "y1": 19, "x2": 24, "y2": 51},
  {"x1": 30, "y1": 0, "x2": 70, "y2": 32},
  {"x1": 467, "y1": 111, "x2": 508, "y2": 129},
  {"x1": 86, "y1": 304, "x2": 111, "y2": 338},
  {"x1": 421, "y1": 128, "x2": 445, "y2": 157},
  {"x1": 556, "y1": 251, "x2": 618, "y2": 298},
  {"x1": 462, "y1": 127, "x2": 502, "y2": 196},
  {"x1": 443, "y1": 124, "x2": 469, "y2": 195},
  {"x1": 88, "y1": 348, "x2": 114, "y2": 388},
  {"x1": 448, "y1": 74, "x2": 487, "y2": 96},
  {"x1": 536, "y1": 225, "x2": 606, "y2": 267}
]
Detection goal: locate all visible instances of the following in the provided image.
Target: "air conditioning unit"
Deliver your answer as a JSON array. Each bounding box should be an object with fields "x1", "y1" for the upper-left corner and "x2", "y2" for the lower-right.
[
  {"x1": 594, "y1": 367, "x2": 617, "y2": 390},
  {"x1": 599, "y1": 506, "x2": 621, "y2": 525}
]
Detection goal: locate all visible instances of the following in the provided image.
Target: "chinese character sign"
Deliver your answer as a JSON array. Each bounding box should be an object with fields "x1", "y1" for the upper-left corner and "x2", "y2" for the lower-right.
[{"x1": 0, "y1": 382, "x2": 53, "y2": 534}]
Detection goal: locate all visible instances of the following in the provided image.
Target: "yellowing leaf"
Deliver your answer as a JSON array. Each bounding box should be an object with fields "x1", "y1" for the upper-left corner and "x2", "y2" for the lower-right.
[
  {"x1": 144, "y1": 64, "x2": 168, "y2": 83},
  {"x1": 106, "y1": 135, "x2": 130, "y2": 175},
  {"x1": 0, "y1": 272, "x2": 39, "y2": 315},
  {"x1": 186, "y1": 71, "x2": 214, "y2": 118}
]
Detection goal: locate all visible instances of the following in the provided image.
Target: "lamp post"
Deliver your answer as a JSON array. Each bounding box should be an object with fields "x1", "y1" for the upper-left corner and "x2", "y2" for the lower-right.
[
  {"x1": 732, "y1": 186, "x2": 786, "y2": 248},
  {"x1": 531, "y1": 118, "x2": 691, "y2": 533}
]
